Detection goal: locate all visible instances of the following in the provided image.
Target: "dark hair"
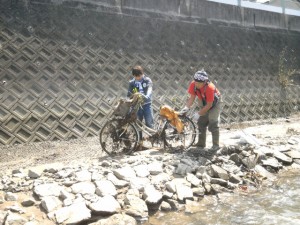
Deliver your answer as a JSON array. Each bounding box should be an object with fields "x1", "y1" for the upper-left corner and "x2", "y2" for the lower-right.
[{"x1": 132, "y1": 66, "x2": 143, "y2": 76}]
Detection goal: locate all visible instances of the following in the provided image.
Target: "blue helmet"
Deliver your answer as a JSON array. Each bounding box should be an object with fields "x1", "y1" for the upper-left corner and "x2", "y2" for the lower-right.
[{"x1": 194, "y1": 70, "x2": 208, "y2": 82}]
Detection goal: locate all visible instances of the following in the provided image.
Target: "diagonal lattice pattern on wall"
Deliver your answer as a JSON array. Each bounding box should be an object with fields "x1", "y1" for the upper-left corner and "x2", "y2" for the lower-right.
[{"x1": 0, "y1": 1, "x2": 300, "y2": 145}]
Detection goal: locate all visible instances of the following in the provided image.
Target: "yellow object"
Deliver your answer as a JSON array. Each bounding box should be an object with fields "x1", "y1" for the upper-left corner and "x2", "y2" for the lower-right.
[{"x1": 159, "y1": 105, "x2": 184, "y2": 133}]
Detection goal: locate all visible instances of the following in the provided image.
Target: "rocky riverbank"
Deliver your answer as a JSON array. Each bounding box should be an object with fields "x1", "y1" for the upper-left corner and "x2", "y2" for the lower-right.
[{"x1": 0, "y1": 116, "x2": 300, "y2": 225}]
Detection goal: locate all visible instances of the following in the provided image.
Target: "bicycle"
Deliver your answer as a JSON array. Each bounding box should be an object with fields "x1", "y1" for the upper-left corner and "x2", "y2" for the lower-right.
[{"x1": 99, "y1": 93, "x2": 197, "y2": 155}]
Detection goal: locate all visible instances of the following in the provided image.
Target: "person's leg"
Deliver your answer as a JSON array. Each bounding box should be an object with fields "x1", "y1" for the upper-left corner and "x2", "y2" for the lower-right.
[
  {"x1": 137, "y1": 108, "x2": 144, "y2": 140},
  {"x1": 142, "y1": 103, "x2": 154, "y2": 129},
  {"x1": 208, "y1": 101, "x2": 222, "y2": 149},
  {"x1": 197, "y1": 113, "x2": 209, "y2": 148},
  {"x1": 137, "y1": 104, "x2": 153, "y2": 150}
]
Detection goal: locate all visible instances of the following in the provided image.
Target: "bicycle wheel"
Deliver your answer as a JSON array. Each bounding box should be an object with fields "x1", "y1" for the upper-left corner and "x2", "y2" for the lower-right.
[
  {"x1": 99, "y1": 119, "x2": 139, "y2": 155},
  {"x1": 163, "y1": 116, "x2": 196, "y2": 150}
]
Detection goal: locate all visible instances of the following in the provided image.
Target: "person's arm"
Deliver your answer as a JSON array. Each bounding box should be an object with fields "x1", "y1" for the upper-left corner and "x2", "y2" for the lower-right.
[
  {"x1": 180, "y1": 94, "x2": 196, "y2": 113},
  {"x1": 199, "y1": 102, "x2": 213, "y2": 115},
  {"x1": 144, "y1": 79, "x2": 153, "y2": 99},
  {"x1": 185, "y1": 81, "x2": 197, "y2": 109},
  {"x1": 186, "y1": 94, "x2": 196, "y2": 108},
  {"x1": 181, "y1": 82, "x2": 196, "y2": 112},
  {"x1": 127, "y1": 81, "x2": 133, "y2": 98}
]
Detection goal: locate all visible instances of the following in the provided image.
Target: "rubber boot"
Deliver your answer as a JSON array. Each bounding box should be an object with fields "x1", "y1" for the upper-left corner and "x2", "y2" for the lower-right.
[
  {"x1": 211, "y1": 130, "x2": 220, "y2": 150},
  {"x1": 196, "y1": 130, "x2": 206, "y2": 148}
]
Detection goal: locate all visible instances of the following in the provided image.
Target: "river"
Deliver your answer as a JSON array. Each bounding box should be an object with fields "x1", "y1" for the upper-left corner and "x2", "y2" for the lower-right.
[{"x1": 144, "y1": 170, "x2": 300, "y2": 225}]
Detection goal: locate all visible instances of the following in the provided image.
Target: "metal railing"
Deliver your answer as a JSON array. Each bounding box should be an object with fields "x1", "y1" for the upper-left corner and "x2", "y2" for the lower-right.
[{"x1": 209, "y1": 0, "x2": 300, "y2": 16}]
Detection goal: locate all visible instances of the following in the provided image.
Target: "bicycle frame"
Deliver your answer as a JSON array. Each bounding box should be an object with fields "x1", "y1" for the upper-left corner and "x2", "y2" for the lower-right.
[
  {"x1": 134, "y1": 117, "x2": 166, "y2": 137},
  {"x1": 100, "y1": 93, "x2": 197, "y2": 155}
]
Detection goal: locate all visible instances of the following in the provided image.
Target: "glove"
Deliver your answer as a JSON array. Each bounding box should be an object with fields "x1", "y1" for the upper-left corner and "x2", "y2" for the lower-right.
[
  {"x1": 180, "y1": 106, "x2": 189, "y2": 114},
  {"x1": 192, "y1": 112, "x2": 200, "y2": 121}
]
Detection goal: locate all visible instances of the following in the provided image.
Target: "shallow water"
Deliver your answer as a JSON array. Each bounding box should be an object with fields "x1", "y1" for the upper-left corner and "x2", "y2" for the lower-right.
[{"x1": 145, "y1": 170, "x2": 300, "y2": 225}]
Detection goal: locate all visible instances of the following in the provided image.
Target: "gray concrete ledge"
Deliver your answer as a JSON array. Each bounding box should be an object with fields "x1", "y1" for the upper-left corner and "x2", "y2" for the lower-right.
[{"x1": 27, "y1": 0, "x2": 300, "y2": 32}]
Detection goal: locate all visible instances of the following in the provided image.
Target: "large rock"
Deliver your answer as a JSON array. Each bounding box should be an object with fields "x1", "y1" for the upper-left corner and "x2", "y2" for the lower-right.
[
  {"x1": 289, "y1": 163, "x2": 300, "y2": 169},
  {"x1": 75, "y1": 170, "x2": 92, "y2": 182},
  {"x1": 133, "y1": 164, "x2": 150, "y2": 177},
  {"x1": 92, "y1": 171, "x2": 105, "y2": 181},
  {"x1": 56, "y1": 169, "x2": 73, "y2": 178},
  {"x1": 229, "y1": 153, "x2": 242, "y2": 165},
  {"x1": 255, "y1": 146, "x2": 273, "y2": 156},
  {"x1": 198, "y1": 156, "x2": 210, "y2": 166},
  {"x1": 275, "y1": 145, "x2": 291, "y2": 152},
  {"x1": 209, "y1": 165, "x2": 229, "y2": 180},
  {"x1": 180, "y1": 158, "x2": 197, "y2": 168},
  {"x1": 192, "y1": 186, "x2": 205, "y2": 196},
  {"x1": 241, "y1": 155, "x2": 257, "y2": 169},
  {"x1": 210, "y1": 178, "x2": 228, "y2": 187},
  {"x1": 21, "y1": 198, "x2": 36, "y2": 207},
  {"x1": 148, "y1": 162, "x2": 163, "y2": 175},
  {"x1": 130, "y1": 177, "x2": 150, "y2": 191},
  {"x1": 89, "y1": 195, "x2": 121, "y2": 215},
  {"x1": 272, "y1": 150, "x2": 293, "y2": 164},
  {"x1": 5, "y1": 205, "x2": 25, "y2": 214},
  {"x1": 95, "y1": 180, "x2": 117, "y2": 197},
  {"x1": 71, "y1": 182, "x2": 96, "y2": 194},
  {"x1": 165, "y1": 181, "x2": 176, "y2": 193},
  {"x1": 261, "y1": 157, "x2": 282, "y2": 169},
  {"x1": 4, "y1": 213, "x2": 27, "y2": 224},
  {"x1": 196, "y1": 166, "x2": 207, "y2": 178},
  {"x1": 203, "y1": 176, "x2": 212, "y2": 192},
  {"x1": 150, "y1": 173, "x2": 171, "y2": 186},
  {"x1": 175, "y1": 163, "x2": 193, "y2": 176},
  {"x1": 186, "y1": 173, "x2": 202, "y2": 187},
  {"x1": 113, "y1": 167, "x2": 136, "y2": 182},
  {"x1": 54, "y1": 201, "x2": 91, "y2": 224},
  {"x1": 90, "y1": 213, "x2": 137, "y2": 225},
  {"x1": 41, "y1": 196, "x2": 62, "y2": 213},
  {"x1": 285, "y1": 150, "x2": 300, "y2": 159},
  {"x1": 229, "y1": 174, "x2": 242, "y2": 184},
  {"x1": 5, "y1": 192, "x2": 18, "y2": 201},
  {"x1": 254, "y1": 165, "x2": 276, "y2": 181},
  {"x1": 107, "y1": 173, "x2": 129, "y2": 188},
  {"x1": 221, "y1": 163, "x2": 241, "y2": 174},
  {"x1": 124, "y1": 193, "x2": 148, "y2": 218},
  {"x1": 160, "y1": 201, "x2": 172, "y2": 211},
  {"x1": 33, "y1": 183, "x2": 63, "y2": 198},
  {"x1": 175, "y1": 183, "x2": 193, "y2": 201},
  {"x1": 142, "y1": 185, "x2": 163, "y2": 204},
  {"x1": 287, "y1": 137, "x2": 300, "y2": 145},
  {"x1": 59, "y1": 190, "x2": 74, "y2": 201},
  {"x1": 28, "y1": 166, "x2": 44, "y2": 178}
]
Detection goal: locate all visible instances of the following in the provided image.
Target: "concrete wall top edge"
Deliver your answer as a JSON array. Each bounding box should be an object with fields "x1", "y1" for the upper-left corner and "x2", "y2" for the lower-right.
[{"x1": 23, "y1": 0, "x2": 300, "y2": 33}]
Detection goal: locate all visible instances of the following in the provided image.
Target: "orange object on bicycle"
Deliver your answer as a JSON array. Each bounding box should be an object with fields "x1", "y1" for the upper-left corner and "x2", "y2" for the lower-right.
[{"x1": 159, "y1": 105, "x2": 184, "y2": 133}]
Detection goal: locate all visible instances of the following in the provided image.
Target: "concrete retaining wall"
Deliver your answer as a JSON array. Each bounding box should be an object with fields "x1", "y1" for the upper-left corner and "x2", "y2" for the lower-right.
[
  {"x1": 0, "y1": 0, "x2": 299, "y2": 145},
  {"x1": 32, "y1": 0, "x2": 300, "y2": 31}
]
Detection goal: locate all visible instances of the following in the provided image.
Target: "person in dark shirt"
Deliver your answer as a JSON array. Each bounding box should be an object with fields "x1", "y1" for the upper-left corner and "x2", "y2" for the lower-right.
[{"x1": 127, "y1": 65, "x2": 154, "y2": 129}]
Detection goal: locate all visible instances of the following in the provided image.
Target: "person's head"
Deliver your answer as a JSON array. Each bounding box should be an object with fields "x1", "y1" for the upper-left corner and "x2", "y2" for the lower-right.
[
  {"x1": 194, "y1": 70, "x2": 208, "y2": 88},
  {"x1": 132, "y1": 66, "x2": 144, "y2": 81}
]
